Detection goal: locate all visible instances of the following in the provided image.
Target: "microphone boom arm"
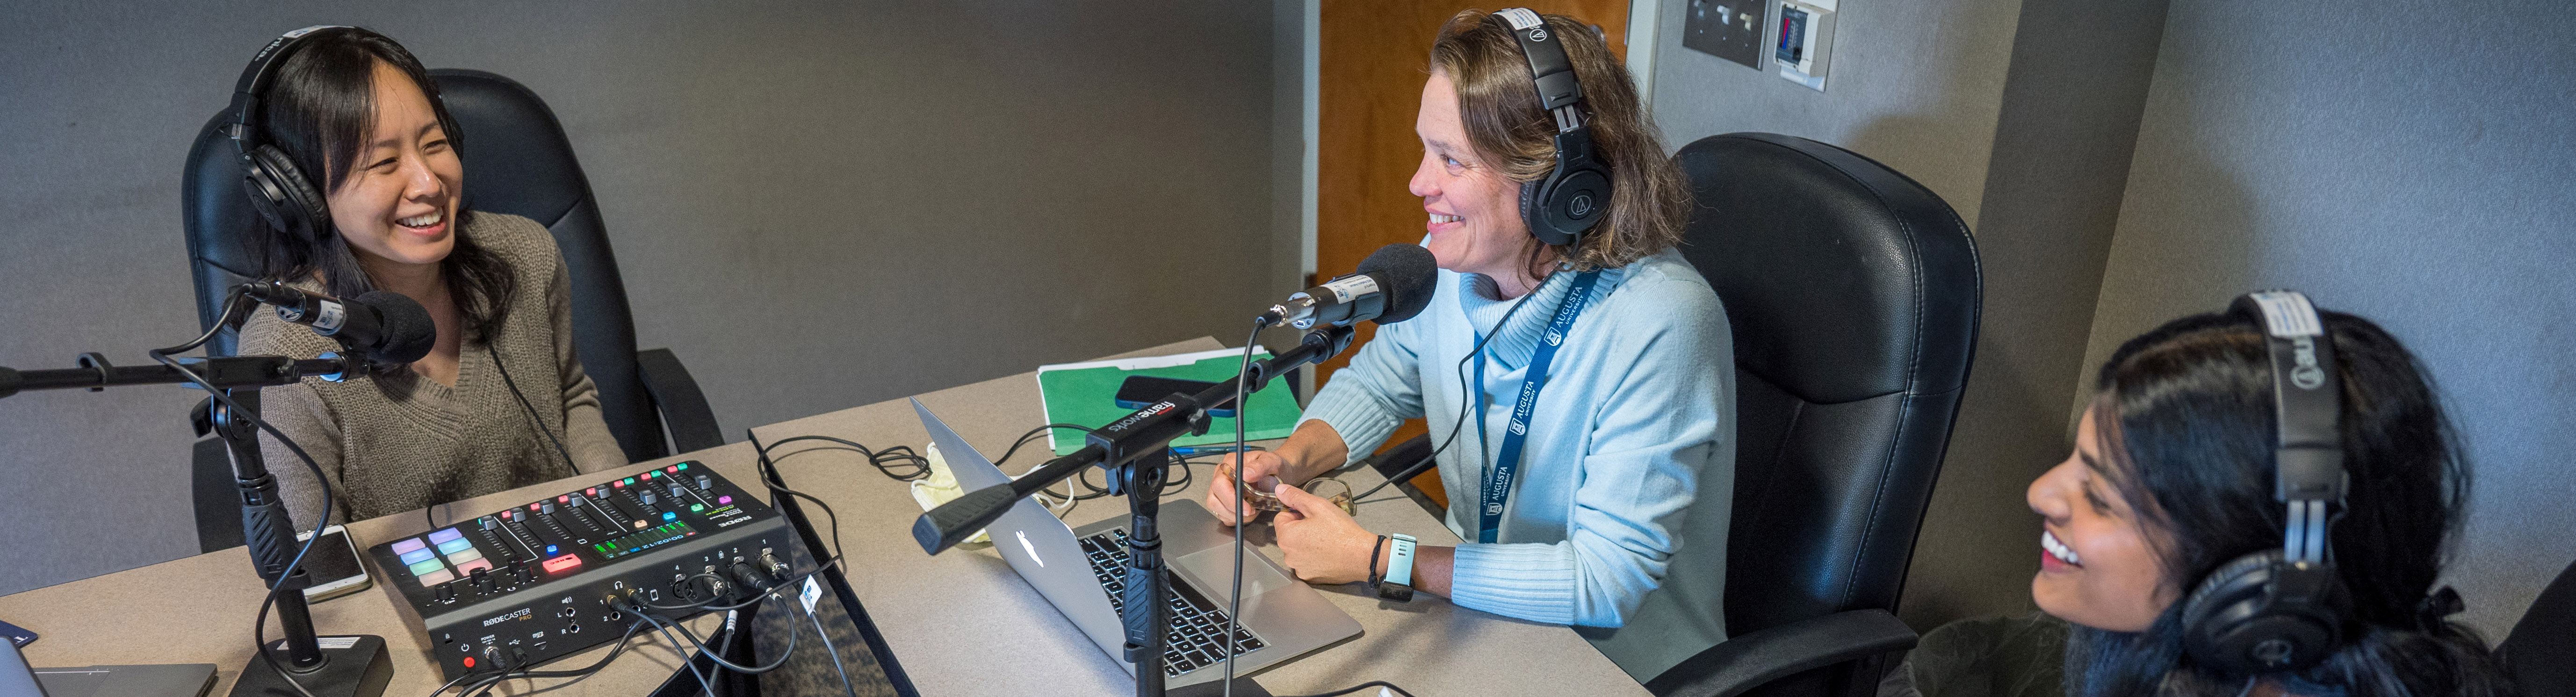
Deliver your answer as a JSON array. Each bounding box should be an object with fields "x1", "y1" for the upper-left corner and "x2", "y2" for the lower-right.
[{"x1": 909, "y1": 324, "x2": 1352, "y2": 555}]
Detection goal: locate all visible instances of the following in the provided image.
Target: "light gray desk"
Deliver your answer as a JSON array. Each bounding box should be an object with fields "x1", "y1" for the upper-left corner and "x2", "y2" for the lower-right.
[
  {"x1": 0, "y1": 338, "x2": 1647, "y2": 697},
  {"x1": 752, "y1": 338, "x2": 1649, "y2": 697},
  {"x1": 0, "y1": 448, "x2": 750, "y2": 697}
]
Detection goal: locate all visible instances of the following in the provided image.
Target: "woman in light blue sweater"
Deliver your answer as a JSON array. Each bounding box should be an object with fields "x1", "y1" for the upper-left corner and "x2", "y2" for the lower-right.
[{"x1": 1206, "y1": 9, "x2": 1733, "y2": 680}]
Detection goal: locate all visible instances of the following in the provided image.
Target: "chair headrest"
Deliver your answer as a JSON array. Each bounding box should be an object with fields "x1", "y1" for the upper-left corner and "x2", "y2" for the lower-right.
[{"x1": 1673, "y1": 133, "x2": 1981, "y2": 404}]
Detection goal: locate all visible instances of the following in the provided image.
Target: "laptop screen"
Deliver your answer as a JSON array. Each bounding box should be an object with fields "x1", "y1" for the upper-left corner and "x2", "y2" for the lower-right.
[{"x1": 0, "y1": 640, "x2": 46, "y2": 697}]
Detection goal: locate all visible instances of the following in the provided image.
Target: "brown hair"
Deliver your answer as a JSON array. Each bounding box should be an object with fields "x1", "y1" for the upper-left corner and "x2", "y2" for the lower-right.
[{"x1": 1430, "y1": 9, "x2": 1688, "y2": 272}]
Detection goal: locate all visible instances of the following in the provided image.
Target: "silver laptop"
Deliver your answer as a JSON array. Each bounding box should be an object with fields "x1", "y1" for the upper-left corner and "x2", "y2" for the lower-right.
[
  {"x1": 1, "y1": 640, "x2": 213, "y2": 697},
  {"x1": 912, "y1": 399, "x2": 1360, "y2": 687}
]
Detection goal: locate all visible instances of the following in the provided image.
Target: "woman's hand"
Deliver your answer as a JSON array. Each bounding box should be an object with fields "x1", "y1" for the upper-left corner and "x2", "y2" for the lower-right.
[
  {"x1": 1207, "y1": 450, "x2": 1297, "y2": 526},
  {"x1": 1270, "y1": 482, "x2": 1382, "y2": 585}
]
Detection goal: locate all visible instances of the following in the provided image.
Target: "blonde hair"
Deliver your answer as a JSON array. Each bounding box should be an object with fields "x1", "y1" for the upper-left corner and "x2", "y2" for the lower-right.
[{"x1": 1430, "y1": 9, "x2": 1688, "y2": 271}]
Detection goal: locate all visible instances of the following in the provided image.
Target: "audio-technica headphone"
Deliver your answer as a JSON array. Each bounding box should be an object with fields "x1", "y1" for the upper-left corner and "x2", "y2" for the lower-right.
[
  {"x1": 2176, "y1": 290, "x2": 2354, "y2": 675},
  {"x1": 1488, "y1": 9, "x2": 1613, "y2": 249},
  {"x1": 228, "y1": 26, "x2": 352, "y2": 246}
]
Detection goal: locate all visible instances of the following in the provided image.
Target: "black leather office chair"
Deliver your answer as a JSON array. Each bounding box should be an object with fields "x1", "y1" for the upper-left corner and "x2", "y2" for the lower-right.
[
  {"x1": 179, "y1": 69, "x2": 722, "y2": 552},
  {"x1": 1641, "y1": 133, "x2": 1983, "y2": 697},
  {"x1": 2503, "y1": 557, "x2": 2576, "y2": 696}
]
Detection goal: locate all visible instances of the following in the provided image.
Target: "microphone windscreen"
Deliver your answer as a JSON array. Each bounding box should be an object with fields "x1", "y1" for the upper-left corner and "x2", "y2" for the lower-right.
[
  {"x1": 356, "y1": 290, "x2": 438, "y2": 365},
  {"x1": 1357, "y1": 244, "x2": 1439, "y2": 324}
]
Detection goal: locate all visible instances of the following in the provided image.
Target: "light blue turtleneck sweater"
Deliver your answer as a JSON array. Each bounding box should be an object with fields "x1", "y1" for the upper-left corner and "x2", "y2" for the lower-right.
[{"x1": 1299, "y1": 246, "x2": 1734, "y2": 680}]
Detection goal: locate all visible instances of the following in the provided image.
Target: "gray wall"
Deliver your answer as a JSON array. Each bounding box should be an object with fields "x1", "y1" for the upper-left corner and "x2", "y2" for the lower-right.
[
  {"x1": 1650, "y1": 0, "x2": 2574, "y2": 640},
  {"x1": 2077, "y1": 0, "x2": 2576, "y2": 639},
  {"x1": 0, "y1": 1, "x2": 1296, "y2": 596},
  {"x1": 1645, "y1": 0, "x2": 2172, "y2": 629}
]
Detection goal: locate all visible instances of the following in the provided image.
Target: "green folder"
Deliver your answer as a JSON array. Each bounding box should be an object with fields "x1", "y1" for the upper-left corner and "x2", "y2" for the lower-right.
[{"x1": 1036, "y1": 346, "x2": 1300, "y2": 455}]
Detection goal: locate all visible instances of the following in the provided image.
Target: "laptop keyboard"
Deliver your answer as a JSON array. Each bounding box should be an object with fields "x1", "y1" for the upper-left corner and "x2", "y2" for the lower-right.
[{"x1": 1080, "y1": 528, "x2": 1267, "y2": 676}]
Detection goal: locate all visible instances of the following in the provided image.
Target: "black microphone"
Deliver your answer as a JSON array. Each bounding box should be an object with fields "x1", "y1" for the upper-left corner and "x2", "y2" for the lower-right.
[
  {"x1": 241, "y1": 282, "x2": 438, "y2": 365},
  {"x1": 1261, "y1": 244, "x2": 1439, "y2": 329}
]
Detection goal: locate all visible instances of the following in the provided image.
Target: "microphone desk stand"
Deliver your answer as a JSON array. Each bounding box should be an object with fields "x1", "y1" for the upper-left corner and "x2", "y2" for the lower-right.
[
  {"x1": 0, "y1": 353, "x2": 394, "y2": 697},
  {"x1": 913, "y1": 325, "x2": 1351, "y2": 697}
]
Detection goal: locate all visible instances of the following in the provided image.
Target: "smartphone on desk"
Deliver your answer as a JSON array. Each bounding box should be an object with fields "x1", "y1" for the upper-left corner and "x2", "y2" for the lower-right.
[{"x1": 293, "y1": 525, "x2": 373, "y2": 603}]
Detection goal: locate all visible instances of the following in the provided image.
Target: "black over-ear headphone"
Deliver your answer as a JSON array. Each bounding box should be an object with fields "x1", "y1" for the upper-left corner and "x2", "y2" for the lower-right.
[
  {"x1": 2178, "y1": 290, "x2": 2354, "y2": 675},
  {"x1": 228, "y1": 25, "x2": 353, "y2": 245},
  {"x1": 1488, "y1": 9, "x2": 1613, "y2": 249}
]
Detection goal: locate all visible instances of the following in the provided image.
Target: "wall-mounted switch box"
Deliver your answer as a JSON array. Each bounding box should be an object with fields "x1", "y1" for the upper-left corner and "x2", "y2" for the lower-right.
[
  {"x1": 1683, "y1": 0, "x2": 1769, "y2": 71},
  {"x1": 1773, "y1": 0, "x2": 1836, "y2": 91}
]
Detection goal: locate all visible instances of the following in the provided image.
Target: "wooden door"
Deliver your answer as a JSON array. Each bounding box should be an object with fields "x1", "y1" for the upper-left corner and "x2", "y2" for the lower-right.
[{"x1": 1316, "y1": 0, "x2": 1629, "y2": 504}]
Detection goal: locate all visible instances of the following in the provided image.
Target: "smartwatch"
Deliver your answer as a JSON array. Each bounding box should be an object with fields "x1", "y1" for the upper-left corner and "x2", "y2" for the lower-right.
[{"x1": 1376, "y1": 533, "x2": 1418, "y2": 602}]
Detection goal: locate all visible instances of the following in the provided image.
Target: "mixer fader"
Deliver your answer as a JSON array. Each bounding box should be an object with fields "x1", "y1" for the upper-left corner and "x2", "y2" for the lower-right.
[{"x1": 367, "y1": 461, "x2": 795, "y2": 679}]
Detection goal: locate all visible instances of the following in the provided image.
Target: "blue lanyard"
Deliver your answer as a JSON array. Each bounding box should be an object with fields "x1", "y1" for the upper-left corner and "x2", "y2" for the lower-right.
[{"x1": 1473, "y1": 269, "x2": 1602, "y2": 544}]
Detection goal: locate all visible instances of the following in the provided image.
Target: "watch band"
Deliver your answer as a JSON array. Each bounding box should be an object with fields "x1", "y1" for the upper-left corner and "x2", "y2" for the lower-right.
[
  {"x1": 1377, "y1": 533, "x2": 1418, "y2": 602},
  {"x1": 1365, "y1": 535, "x2": 1387, "y2": 589}
]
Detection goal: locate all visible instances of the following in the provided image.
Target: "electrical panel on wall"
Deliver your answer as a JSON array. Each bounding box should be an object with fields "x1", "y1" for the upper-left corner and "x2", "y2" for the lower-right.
[
  {"x1": 1683, "y1": 0, "x2": 1769, "y2": 71},
  {"x1": 1772, "y1": 0, "x2": 1836, "y2": 91}
]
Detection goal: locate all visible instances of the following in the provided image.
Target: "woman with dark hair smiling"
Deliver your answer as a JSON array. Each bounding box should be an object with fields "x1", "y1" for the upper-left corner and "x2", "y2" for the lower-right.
[
  {"x1": 1888, "y1": 296, "x2": 2517, "y2": 697},
  {"x1": 232, "y1": 27, "x2": 626, "y2": 526}
]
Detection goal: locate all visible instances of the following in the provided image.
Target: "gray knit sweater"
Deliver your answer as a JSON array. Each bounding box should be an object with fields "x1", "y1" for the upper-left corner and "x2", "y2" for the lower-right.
[{"x1": 241, "y1": 211, "x2": 628, "y2": 525}]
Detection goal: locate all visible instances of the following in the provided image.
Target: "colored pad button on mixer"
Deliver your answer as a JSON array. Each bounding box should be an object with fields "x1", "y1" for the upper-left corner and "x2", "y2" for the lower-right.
[
  {"x1": 444, "y1": 547, "x2": 484, "y2": 565},
  {"x1": 426, "y1": 528, "x2": 464, "y2": 545},
  {"x1": 452, "y1": 558, "x2": 494, "y2": 576},
  {"x1": 391, "y1": 538, "x2": 427, "y2": 555},
  {"x1": 399, "y1": 548, "x2": 437, "y2": 566},
  {"x1": 436, "y1": 538, "x2": 475, "y2": 555},
  {"x1": 408, "y1": 558, "x2": 447, "y2": 577},
  {"x1": 417, "y1": 569, "x2": 455, "y2": 587},
  {"x1": 541, "y1": 554, "x2": 583, "y2": 574}
]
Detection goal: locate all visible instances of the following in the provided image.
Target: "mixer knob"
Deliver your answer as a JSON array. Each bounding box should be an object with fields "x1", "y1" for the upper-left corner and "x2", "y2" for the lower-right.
[
  {"x1": 435, "y1": 582, "x2": 457, "y2": 603},
  {"x1": 470, "y1": 567, "x2": 493, "y2": 592}
]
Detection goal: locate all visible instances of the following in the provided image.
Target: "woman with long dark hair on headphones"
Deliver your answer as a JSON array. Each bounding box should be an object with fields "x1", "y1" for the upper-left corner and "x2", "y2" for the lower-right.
[
  {"x1": 1888, "y1": 297, "x2": 2517, "y2": 696},
  {"x1": 1204, "y1": 9, "x2": 1731, "y2": 680},
  {"x1": 231, "y1": 27, "x2": 626, "y2": 526}
]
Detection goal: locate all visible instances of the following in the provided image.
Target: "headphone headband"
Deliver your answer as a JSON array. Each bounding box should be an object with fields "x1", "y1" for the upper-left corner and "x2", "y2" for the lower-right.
[
  {"x1": 1486, "y1": 9, "x2": 1609, "y2": 249},
  {"x1": 2231, "y1": 291, "x2": 2348, "y2": 512},
  {"x1": 1490, "y1": 9, "x2": 1584, "y2": 114},
  {"x1": 229, "y1": 25, "x2": 352, "y2": 149},
  {"x1": 2179, "y1": 290, "x2": 2352, "y2": 676}
]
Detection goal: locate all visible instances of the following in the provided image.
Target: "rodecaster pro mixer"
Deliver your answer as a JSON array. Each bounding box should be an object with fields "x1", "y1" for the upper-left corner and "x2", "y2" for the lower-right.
[{"x1": 366, "y1": 461, "x2": 796, "y2": 679}]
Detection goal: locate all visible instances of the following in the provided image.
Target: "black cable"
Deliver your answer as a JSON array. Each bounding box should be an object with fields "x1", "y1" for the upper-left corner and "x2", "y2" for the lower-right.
[
  {"x1": 1224, "y1": 320, "x2": 1263, "y2": 697},
  {"x1": 990, "y1": 423, "x2": 1099, "y2": 467},
  {"x1": 1351, "y1": 273, "x2": 1554, "y2": 505},
  {"x1": 492, "y1": 345, "x2": 579, "y2": 474},
  {"x1": 797, "y1": 592, "x2": 863, "y2": 697},
  {"x1": 149, "y1": 291, "x2": 336, "y2": 697},
  {"x1": 628, "y1": 595, "x2": 802, "y2": 674},
  {"x1": 751, "y1": 435, "x2": 851, "y2": 566},
  {"x1": 444, "y1": 613, "x2": 651, "y2": 697},
  {"x1": 634, "y1": 610, "x2": 718, "y2": 697}
]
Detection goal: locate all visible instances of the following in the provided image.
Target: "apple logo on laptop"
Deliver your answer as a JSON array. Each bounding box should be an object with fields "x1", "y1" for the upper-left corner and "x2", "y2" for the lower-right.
[{"x1": 1016, "y1": 530, "x2": 1044, "y2": 567}]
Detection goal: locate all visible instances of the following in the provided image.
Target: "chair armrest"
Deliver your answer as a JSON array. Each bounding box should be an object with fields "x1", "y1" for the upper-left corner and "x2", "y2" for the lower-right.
[
  {"x1": 1644, "y1": 609, "x2": 1921, "y2": 697},
  {"x1": 635, "y1": 348, "x2": 724, "y2": 454}
]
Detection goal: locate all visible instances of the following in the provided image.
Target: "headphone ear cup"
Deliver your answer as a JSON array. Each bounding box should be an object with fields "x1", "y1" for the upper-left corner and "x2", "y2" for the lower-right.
[
  {"x1": 2179, "y1": 550, "x2": 2342, "y2": 675},
  {"x1": 243, "y1": 144, "x2": 331, "y2": 244},
  {"x1": 1519, "y1": 177, "x2": 1550, "y2": 244},
  {"x1": 1541, "y1": 167, "x2": 1610, "y2": 247}
]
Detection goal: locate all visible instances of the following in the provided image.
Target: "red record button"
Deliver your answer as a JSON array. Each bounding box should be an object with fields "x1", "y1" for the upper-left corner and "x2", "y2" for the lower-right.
[
  {"x1": 541, "y1": 554, "x2": 583, "y2": 574},
  {"x1": 463, "y1": 657, "x2": 475, "y2": 668}
]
